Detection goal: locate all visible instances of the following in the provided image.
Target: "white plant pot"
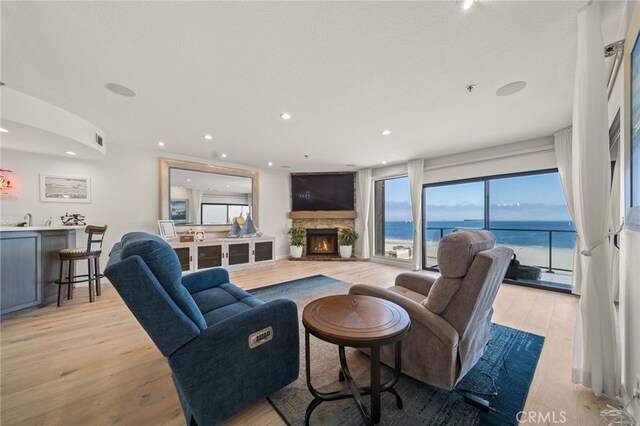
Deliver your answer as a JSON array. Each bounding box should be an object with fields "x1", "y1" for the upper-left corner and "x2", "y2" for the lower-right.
[
  {"x1": 339, "y1": 245, "x2": 353, "y2": 259},
  {"x1": 290, "y1": 245, "x2": 303, "y2": 258}
]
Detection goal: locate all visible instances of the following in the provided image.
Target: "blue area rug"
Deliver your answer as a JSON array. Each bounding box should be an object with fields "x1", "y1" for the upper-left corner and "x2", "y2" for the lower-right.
[{"x1": 251, "y1": 275, "x2": 544, "y2": 426}]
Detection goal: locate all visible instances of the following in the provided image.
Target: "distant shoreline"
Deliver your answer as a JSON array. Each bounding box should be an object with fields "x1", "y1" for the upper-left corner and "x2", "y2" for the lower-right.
[{"x1": 384, "y1": 239, "x2": 574, "y2": 270}]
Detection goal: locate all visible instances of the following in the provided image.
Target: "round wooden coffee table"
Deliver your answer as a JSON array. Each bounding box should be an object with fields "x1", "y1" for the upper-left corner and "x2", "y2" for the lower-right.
[{"x1": 302, "y1": 295, "x2": 411, "y2": 426}]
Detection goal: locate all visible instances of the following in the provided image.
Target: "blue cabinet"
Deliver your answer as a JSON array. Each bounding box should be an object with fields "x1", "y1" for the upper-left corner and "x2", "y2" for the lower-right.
[
  {"x1": 0, "y1": 229, "x2": 77, "y2": 318},
  {"x1": 0, "y1": 232, "x2": 41, "y2": 315}
]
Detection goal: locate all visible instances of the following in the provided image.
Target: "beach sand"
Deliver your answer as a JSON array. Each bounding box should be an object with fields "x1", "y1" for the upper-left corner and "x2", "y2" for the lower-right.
[{"x1": 384, "y1": 239, "x2": 575, "y2": 273}]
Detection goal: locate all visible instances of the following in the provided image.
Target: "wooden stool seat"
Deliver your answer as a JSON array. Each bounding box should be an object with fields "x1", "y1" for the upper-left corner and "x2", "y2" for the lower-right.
[
  {"x1": 59, "y1": 248, "x2": 102, "y2": 258},
  {"x1": 55, "y1": 225, "x2": 107, "y2": 307}
]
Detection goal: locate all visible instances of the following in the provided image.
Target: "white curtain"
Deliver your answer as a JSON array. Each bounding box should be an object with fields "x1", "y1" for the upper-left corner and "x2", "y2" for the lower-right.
[
  {"x1": 190, "y1": 190, "x2": 203, "y2": 224},
  {"x1": 357, "y1": 169, "x2": 372, "y2": 259},
  {"x1": 408, "y1": 159, "x2": 424, "y2": 271},
  {"x1": 570, "y1": 2, "x2": 619, "y2": 398},
  {"x1": 609, "y1": 159, "x2": 621, "y2": 302},
  {"x1": 554, "y1": 127, "x2": 583, "y2": 295}
]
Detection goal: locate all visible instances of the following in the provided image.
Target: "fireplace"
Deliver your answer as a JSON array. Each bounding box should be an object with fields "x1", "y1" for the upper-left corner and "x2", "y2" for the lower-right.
[{"x1": 306, "y1": 228, "x2": 338, "y2": 256}]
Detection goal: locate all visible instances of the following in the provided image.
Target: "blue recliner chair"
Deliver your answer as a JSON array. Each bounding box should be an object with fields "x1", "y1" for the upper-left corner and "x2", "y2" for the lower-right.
[{"x1": 104, "y1": 232, "x2": 299, "y2": 425}]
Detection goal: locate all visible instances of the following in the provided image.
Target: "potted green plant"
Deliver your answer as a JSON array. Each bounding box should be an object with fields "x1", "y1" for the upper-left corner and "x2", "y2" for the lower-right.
[
  {"x1": 338, "y1": 228, "x2": 358, "y2": 259},
  {"x1": 288, "y1": 226, "x2": 306, "y2": 258}
]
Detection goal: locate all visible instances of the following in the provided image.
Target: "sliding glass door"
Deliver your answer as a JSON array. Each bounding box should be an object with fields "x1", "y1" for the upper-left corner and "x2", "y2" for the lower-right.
[
  {"x1": 423, "y1": 181, "x2": 484, "y2": 268},
  {"x1": 374, "y1": 176, "x2": 413, "y2": 261},
  {"x1": 489, "y1": 173, "x2": 575, "y2": 276},
  {"x1": 422, "y1": 170, "x2": 575, "y2": 290}
]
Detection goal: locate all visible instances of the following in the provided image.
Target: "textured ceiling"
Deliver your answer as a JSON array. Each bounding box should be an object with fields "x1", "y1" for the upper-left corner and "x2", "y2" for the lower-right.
[{"x1": 0, "y1": 1, "x2": 629, "y2": 170}]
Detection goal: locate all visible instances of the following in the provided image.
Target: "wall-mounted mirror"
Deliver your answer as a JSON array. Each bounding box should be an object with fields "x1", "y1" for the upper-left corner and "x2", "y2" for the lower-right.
[{"x1": 159, "y1": 158, "x2": 259, "y2": 231}]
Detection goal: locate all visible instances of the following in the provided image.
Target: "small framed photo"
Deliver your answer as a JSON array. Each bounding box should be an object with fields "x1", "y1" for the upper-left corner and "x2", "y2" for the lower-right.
[
  {"x1": 158, "y1": 220, "x2": 177, "y2": 240},
  {"x1": 40, "y1": 174, "x2": 91, "y2": 203},
  {"x1": 195, "y1": 230, "x2": 206, "y2": 242}
]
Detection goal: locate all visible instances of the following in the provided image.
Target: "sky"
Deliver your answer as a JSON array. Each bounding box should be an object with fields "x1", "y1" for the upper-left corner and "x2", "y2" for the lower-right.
[{"x1": 383, "y1": 173, "x2": 573, "y2": 222}]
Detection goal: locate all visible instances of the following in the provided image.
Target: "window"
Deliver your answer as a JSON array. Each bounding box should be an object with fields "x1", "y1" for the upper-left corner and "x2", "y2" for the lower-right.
[
  {"x1": 423, "y1": 181, "x2": 484, "y2": 268},
  {"x1": 201, "y1": 203, "x2": 249, "y2": 225},
  {"x1": 489, "y1": 173, "x2": 575, "y2": 273},
  {"x1": 374, "y1": 176, "x2": 413, "y2": 260},
  {"x1": 423, "y1": 170, "x2": 575, "y2": 290}
]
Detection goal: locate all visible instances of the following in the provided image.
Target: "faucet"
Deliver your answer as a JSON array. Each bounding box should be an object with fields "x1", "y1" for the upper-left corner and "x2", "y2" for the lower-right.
[{"x1": 24, "y1": 213, "x2": 32, "y2": 227}]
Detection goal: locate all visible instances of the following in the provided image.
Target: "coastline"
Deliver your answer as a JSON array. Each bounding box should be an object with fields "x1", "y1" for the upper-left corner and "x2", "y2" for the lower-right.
[{"x1": 384, "y1": 239, "x2": 574, "y2": 270}]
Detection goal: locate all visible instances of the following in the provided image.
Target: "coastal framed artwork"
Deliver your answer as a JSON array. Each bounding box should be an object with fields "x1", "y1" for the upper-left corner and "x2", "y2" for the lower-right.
[
  {"x1": 40, "y1": 174, "x2": 91, "y2": 203},
  {"x1": 170, "y1": 198, "x2": 189, "y2": 223}
]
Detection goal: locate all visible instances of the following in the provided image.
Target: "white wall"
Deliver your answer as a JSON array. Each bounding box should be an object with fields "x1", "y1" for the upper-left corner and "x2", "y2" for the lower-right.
[
  {"x1": 421, "y1": 136, "x2": 556, "y2": 184},
  {"x1": 0, "y1": 144, "x2": 292, "y2": 263},
  {"x1": 363, "y1": 136, "x2": 558, "y2": 260}
]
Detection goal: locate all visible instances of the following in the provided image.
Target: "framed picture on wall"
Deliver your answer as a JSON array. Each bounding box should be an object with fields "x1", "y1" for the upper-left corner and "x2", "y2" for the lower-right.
[
  {"x1": 40, "y1": 174, "x2": 91, "y2": 203},
  {"x1": 170, "y1": 199, "x2": 189, "y2": 223}
]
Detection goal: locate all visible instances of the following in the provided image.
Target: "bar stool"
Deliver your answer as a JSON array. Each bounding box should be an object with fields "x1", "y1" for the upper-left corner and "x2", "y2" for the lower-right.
[{"x1": 56, "y1": 225, "x2": 108, "y2": 307}]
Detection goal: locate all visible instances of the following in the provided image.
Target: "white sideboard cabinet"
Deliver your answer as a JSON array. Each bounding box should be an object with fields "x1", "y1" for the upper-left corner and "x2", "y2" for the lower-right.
[{"x1": 168, "y1": 236, "x2": 275, "y2": 273}]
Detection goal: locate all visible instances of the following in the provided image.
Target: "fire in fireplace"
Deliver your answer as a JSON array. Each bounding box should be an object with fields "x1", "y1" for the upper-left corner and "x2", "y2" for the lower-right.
[{"x1": 306, "y1": 228, "x2": 338, "y2": 256}]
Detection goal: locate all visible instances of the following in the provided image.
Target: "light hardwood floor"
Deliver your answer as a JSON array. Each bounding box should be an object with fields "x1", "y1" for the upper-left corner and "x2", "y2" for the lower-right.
[{"x1": 1, "y1": 260, "x2": 612, "y2": 425}]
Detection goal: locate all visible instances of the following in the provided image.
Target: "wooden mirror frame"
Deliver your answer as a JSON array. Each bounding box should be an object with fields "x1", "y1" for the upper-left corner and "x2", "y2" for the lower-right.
[{"x1": 158, "y1": 158, "x2": 259, "y2": 231}]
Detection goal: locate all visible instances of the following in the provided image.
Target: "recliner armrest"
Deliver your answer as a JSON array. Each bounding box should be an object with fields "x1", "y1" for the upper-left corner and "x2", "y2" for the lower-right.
[
  {"x1": 395, "y1": 271, "x2": 439, "y2": 296},
  {"x1": 181, "y1": 267, "x2": 230, "y2": 294},
  {"x1": 349, "y1": 284, "x2": 459, "y2": 347},
  {"x1": 168, "y1": 298, "x2": 300, "y2": 425}
]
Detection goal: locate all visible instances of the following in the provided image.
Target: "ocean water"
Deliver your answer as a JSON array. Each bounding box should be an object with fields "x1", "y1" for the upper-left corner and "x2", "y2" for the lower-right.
[{"x1": 386, "y1": 220, "x2": 577, "y2": 249}]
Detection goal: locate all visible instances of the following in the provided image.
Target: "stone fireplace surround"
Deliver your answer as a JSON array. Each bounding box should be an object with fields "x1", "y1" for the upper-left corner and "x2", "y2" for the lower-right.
[{"x1": 291, "y1": 218, "x2": 356, "y2": 258}]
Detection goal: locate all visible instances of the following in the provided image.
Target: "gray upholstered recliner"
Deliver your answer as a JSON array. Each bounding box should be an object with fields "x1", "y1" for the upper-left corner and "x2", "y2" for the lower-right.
[{"x1": 349, "y1": 230, "x2": 512, "y2": 390}]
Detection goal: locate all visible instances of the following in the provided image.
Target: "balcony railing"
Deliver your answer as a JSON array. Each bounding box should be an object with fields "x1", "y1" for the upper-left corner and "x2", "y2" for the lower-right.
[{"x1": 425, "y1": 227, "x2": 577, "y2": 273}]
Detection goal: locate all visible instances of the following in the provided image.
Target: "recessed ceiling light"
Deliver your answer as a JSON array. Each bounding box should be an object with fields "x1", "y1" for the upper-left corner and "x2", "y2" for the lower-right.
[
  {"x1": 158, "y1": 141, "x2": 165, "y2": 147},
  {"x1": 105, "y1": 82, "x2": 136, "y2": 97},
  {"x1": 462, "y1": 0, "x2": 475, "y2": 10},
  {"x1": 280, "y1": 113, "x2": 291, "y2": 120},
  {"x1": 381, "y1": 130, "x2": 391, "y2": 136},
  {"x1": 65, "y1": 151, "x2": 77, "y2": 156},
  {"x1": 204, "y1": 134, "x2": 213, "y2": 140},
  {"x1": 0, "y1": 128, "x2": 8, "y2": 133},
  {"x1": 268, "y1": 162, "x2": 273, "y2": 166},
  {"x1": 226, "y1": 185, "x2": 230, "y2": 188},
  {"x1": 382, "y1": 161, "x2": 387, "y2": 165},
  {"x1": 496, "y1": 81, "x2": 527, "y2": 97},
  {"x1": 186, "y1": 179, "x2": 191, "y2": 182},
  {"x1": 221, "y1": 153, "x2": 227, "y2": 158}
]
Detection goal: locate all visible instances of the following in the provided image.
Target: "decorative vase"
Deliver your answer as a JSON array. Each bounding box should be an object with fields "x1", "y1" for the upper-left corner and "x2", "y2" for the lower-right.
[
  {"x1": 339, "y1": 245, "x2": 352, "y2": 259},
  {"x1": 290, "y1": 245, "x2": 303, "y2": 258}
]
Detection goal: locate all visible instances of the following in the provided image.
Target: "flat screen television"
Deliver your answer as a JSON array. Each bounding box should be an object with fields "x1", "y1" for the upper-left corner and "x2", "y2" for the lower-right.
[{"x1": 291, "y1": 173, "x2": 355, "y2": 211}]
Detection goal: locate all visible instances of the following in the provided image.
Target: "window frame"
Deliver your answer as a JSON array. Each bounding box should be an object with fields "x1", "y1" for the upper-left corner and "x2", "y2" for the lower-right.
[
  {"x1": 200, "y1": 202, "x2": 249, "y2": 225},
  {"x1": 372, "y1": 174, "x2": 413, "y2": 265},
  {"x1": 422, "y1": 167, "x2": 573, "y2": 293}
]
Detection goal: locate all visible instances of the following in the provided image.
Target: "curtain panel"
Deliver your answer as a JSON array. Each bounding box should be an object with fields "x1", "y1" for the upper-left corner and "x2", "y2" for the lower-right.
[
  {"x1": 570, "y1": 2, "x2": 619, "y2": 398},
  {"x1": 357, "y1": 169, "x2": 373, "y2": 259},
  {"x1": 554, "y1": 127, "x2": 583, "y2": 295},
  {"x1": 408, "y1": 159, "x2": 424, "y2": 271}
]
